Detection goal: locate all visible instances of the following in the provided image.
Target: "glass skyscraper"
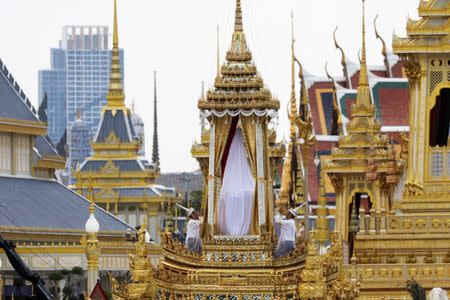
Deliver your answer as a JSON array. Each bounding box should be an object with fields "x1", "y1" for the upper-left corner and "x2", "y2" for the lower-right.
[{"x1": 38, "y1": 26, "x2": 124, "y2": 145}]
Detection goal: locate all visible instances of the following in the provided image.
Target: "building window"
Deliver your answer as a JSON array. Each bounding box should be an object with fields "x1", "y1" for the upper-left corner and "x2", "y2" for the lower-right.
[
  {"x1": 0, "y1": 133, "x2": 12, "y2": 174},
  {"x1": 14, "y1": 134, "x2": 31, "y2": 176}
]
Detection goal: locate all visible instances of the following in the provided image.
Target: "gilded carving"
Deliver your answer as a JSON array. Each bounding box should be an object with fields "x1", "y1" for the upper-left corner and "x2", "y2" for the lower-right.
[{"x1": 404, "y1": 59, "x2": 421, "y2": 82}]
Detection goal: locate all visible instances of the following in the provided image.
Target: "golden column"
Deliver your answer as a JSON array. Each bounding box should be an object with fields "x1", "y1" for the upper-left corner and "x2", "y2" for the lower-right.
[
  {"x1": 316, "y1": 171, "x2": 329, "y2": 248},
  {"x1": 85, "y1": 200, "x2": 100, "y2": 295}
]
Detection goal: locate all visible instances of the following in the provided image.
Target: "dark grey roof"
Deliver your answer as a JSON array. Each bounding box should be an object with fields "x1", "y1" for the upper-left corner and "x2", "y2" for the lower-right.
[
  {"x1": 35, "y1": 136, "x2": 60, "y2": 158},
  {"x1": 0, "y1": 58, "x2": 41, "y2": 122},
  {"x1": 94, "y1": 110, "x2": 136, "y2": 143},
  {"x1": 80, "y1": 159, "x2": 146, "y2": 172},
  {"x1": 0, "y1": 176, "x2": 131, "y2": 232}
]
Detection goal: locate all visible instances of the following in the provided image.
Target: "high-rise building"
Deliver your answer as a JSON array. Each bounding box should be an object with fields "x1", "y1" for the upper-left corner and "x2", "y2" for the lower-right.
[{"x1": 38, "y1": 26, "x2": 124, "y2": 145}]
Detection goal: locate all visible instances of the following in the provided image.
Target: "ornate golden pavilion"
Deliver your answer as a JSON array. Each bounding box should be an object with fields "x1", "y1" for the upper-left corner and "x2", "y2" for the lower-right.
[
  {"x1": 112, "y1": 1, "x2": 358, "y2": 299},
  {"x1": 322, "y1": 0, "x2": 450, "y2": 298},
  {"x1": 111, "y1": 0, "x2": 450, "y2": 299},
  {"x1": 72, "y1": 0, "x2": 180, "y2": 244}
]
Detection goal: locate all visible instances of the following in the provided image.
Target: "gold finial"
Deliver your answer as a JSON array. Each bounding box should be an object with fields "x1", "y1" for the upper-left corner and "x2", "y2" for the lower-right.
[
  {"x1": 291, "y1": 10, "x2": 295, "y2": 97},
  {"x1": 106, "y1": 0, "x2": 125, "y2": 107},
  {"x1": 230, "y1": 0, "x2": 249, "y2": 55},
  {"x1": 76, "y1": 108, "x2": 82, "y2": 120},
  {"x1": 354, "y1": 0, "x2": 372, "y2": 108},
  {"x1": 289, "y1": 10, "x2": 297, "y2": 138},
  {"x1": 359, "y1": 0, "x2": 369, "y2": 88},
  {"x1": 113, "y1": 0, "x2": 118, "y2": 47},
  {"x1": 89, "y1": 198, "x2": 95, "y2": 215},
  {"x1": 234, "y1": 0, "x2": 243, "y2": 32},
  {"x1": 216, "y1": 25, "x2": 220, "y2": 77},
  {"x1": 374, "y1": 15, "x2": 386, "y2": 57},
  {"x1": 333, "y1": 26, "x2": 352, "y2": 89},
  {"x1": 88, "y1": 175, "x2": 94, "y2": 201},
  {"x1": 325, "y1": 62, "x2": 344, "y2": 135},
  {"x1": 374, "y1": 15, "x2": 392, "y2": 78}
]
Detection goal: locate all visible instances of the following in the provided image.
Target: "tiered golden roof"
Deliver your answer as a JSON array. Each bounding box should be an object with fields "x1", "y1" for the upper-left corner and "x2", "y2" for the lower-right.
[
  {"x1": 198, "y1": 0, "x2": 279, "y2": 112},
  {"x1": 393, "y1": 0, "x2": 450, "y2": 53}
]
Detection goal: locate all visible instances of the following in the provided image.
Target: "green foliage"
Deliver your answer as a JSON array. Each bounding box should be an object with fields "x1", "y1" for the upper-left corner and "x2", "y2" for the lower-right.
[
  {"x1": 71, "y1": 266, "x2": 83, "y2": 276},
  {"x1": 49, "y1": 271, "x2": 64, "y2": 282},
  {"x1": 189, "y1": 190, "x2": 202, "y2": 211},
  {"x1": 60, "y1": 269, "x2": 71, "y2": 277}
]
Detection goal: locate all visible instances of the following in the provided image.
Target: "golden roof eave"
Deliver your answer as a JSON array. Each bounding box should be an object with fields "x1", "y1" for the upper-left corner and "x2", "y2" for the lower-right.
[
  {"x1": 418, "y1": 0, "x2": 450, "y2": 17},
  {"x1": 198, "y1": 100, "x2": 279, "y2": 111},
  {"x1": 37, "y1": 156, "x2": 66, "y2": 170},
  {"x1": 393, "y1": 36, "x2": 450, "y2": 54},
  {"x1": 0, "y1": 118, "x2": 47, "y2": 136}
]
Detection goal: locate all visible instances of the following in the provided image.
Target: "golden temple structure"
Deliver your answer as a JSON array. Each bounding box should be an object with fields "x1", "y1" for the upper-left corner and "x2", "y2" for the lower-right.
[
  {"x1": 112, "y1": 1, "x2": 357, "y2": 299},
  {"x1": 72, "y1": 0, "x2": 180, "y2": 245},
  {"x1": 112, "y1": 0, "x2": 449, "y2": 299},
  {"x1": 322, "y1": 0, "x2": 450, "y2": 298}
]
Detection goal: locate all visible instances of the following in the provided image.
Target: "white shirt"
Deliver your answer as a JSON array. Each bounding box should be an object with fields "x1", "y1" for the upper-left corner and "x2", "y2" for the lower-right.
[
  {"x1": 186, "y1": 218, "x2": 201, "y2": 240},
  {"x1": 275, "y1": 214, "x2": 296, "y2": 242}
]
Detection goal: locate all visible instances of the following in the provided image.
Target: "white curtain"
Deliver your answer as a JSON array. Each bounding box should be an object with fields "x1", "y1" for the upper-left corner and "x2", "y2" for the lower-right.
[{"x1": 218, "y1": 129, "x2": 255, "y2": 235}]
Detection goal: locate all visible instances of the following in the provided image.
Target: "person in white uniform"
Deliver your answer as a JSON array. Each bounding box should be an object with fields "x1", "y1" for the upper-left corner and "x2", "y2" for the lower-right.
[
  {"x1": 274, "y1": 208, "x2": 297, "y2": 258},
  {"x1": 430, "y1": 288, "x2": 448, "y2": 300},
  {"x1": 177, "y1": 204, "x2": 202, "y2": 254},
  {"x1": 274, "y1": 204, "x2": 305, "y2": 258}
]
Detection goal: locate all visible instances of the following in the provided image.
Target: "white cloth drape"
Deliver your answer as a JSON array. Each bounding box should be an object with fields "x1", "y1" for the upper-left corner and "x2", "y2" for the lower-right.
[{"x1": 218, "y1": 129, "x2": 255, "y2": 235}]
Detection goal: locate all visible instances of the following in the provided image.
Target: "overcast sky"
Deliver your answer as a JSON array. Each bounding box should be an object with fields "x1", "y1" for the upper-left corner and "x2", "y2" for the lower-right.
[{"x1": 0, "y1": 0, "x2": 418, "y2": 172}]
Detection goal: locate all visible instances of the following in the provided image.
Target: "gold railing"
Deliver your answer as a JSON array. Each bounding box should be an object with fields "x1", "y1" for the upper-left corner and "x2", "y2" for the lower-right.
[{"x1": 429, "y1": 146, "x2": 450, "y2": 178}]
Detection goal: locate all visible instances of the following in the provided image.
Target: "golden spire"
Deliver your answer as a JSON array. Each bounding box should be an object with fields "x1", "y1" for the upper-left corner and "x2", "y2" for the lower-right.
[
  {"x1": 289, "y1": 10, "x2": 297, "y2": 139},
  {"x1": 230, "y1": 0, "x2": 249, "y2": 55},
  {"x1": 106, "y1": 0, "x2": 125, "y2": 107},
  {"x1": 356, "y1": 0, "x2": 371, "y2": 106},
  {"x1": 234, "y1": 0, "x2": 243, "y2": 32},
  {"x1": 216, "y1": 25, "x2": 220, "y2": 77}
]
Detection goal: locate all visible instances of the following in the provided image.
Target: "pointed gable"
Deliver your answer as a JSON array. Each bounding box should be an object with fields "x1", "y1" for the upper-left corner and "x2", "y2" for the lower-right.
[{"x1": 0, "y1": 58, "x2": 42, "y2": 124}]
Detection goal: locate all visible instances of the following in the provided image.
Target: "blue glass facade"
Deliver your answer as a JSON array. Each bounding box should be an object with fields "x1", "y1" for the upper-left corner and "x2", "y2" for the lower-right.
[
  {"x1": 38, "y1": 49, "x2": 66, "y2": 144},
  {"x1": 38, "y1": 26, "x2": 124, "y2": 146}
]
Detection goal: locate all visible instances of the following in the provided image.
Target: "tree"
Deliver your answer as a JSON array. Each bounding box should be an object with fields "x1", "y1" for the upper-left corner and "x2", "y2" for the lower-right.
[
  {"x1": 60, "y1": 267, "x2": 85, "y2": 300},
  {"x1": 48, "y1": 271, "x2": 64, "y2": 300},
  {"x1": 189, "y1": 190, "x2": 202, "y2": 212},
  {"x1": 71, "y1": 266, "x2": 84, "y2": 296}
]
